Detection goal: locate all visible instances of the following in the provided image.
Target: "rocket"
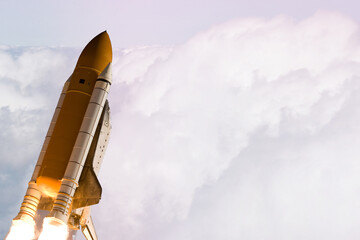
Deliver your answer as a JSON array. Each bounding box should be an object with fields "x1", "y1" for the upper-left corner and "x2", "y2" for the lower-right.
[{"x1": 12, "y1": 31, "x2": 112, "y2": 240}]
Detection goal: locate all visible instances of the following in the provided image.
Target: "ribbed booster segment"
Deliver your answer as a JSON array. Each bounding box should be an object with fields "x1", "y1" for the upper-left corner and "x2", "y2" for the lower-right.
[{"x1": 14, "y1": 182, "x2": 41, "y2": 222}]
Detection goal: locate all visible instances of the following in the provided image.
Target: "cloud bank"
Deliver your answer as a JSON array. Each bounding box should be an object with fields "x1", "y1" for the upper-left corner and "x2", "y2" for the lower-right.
[{"x1": 2, "y1": 11, "x2": 360, "y2": 240}]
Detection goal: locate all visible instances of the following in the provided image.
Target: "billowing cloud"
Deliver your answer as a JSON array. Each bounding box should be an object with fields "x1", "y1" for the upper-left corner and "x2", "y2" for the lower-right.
[{"x1": 2, "y1": 11, "x2": 360, "y2": 240}]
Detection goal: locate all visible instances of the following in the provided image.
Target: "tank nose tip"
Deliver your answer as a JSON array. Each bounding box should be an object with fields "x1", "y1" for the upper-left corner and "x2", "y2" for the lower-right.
[{"x1": 76, "y1": 31, "x2": 113, "y2": 72}]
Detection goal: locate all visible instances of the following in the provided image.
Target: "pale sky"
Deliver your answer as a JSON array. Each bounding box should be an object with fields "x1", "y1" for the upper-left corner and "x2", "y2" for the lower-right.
[
  {"x1": 2, "y1": 2, "x2": 360, "y2": 240},
  {"x1": 0, "y1": 0, "x2": 359, "y2": 47}
]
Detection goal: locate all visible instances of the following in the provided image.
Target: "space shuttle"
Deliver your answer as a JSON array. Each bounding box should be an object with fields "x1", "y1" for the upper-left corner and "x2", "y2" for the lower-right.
[{"x1": 12, "y1": 31, "x2": 113, "y2": 240}]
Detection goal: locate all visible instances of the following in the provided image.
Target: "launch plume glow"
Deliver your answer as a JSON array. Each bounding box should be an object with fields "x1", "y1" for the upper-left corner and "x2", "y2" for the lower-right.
[
  {"x1": 38, "y1": 217, "x2": 69, "y2": 240},
  {"x1": 5, "y1": 219, "x2": 35, "y2": 240}
]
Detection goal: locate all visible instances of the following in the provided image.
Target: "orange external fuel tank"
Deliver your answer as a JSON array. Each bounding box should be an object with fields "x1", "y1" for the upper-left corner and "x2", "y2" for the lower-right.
[{"x1": 36, "y1": 32, "x2": 112, "y2": 197}]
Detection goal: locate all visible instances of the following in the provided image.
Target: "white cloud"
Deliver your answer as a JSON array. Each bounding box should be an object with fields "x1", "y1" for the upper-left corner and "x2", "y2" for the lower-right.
[
  {"x1": 96, "y1": 11, "x2": 360, "y2": 239},
  {"x1": 2, "y1": 11, "x2": 360, "y2": 240}
]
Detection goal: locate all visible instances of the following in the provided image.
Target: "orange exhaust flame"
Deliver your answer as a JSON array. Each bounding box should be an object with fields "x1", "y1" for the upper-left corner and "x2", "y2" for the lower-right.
[
  {"x1": 5, "y1": 219, "x2": 35, "y2": 240},
  {"x1": 38, "y1": 217, "x2": 69, "y2": 240}
]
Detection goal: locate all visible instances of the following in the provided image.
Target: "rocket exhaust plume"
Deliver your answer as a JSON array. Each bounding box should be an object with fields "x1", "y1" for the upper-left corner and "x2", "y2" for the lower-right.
[
  {"x1": 5, "y1": 219, "x2": 35, "y2": 240},
  {"x1": 38, "y1": 217, "x2": 69, "y2": 240}
]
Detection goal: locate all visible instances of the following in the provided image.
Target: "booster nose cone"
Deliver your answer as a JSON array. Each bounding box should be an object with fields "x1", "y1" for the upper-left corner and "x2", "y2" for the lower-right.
[
  {"x1": 98, "y1": 63, "x2": 112, "y2": 84},
  {"x1": 76, "y1": 31, "x2": 112, "y2": 73}
]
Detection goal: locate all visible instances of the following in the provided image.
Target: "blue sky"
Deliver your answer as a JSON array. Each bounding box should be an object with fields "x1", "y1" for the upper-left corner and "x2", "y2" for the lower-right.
[
  {"x1": 0, "y1": 0, "x2": 359, "y2": 47},
  {"x1": 2, "y1": 2, "x2": 360, "y2": 240}
]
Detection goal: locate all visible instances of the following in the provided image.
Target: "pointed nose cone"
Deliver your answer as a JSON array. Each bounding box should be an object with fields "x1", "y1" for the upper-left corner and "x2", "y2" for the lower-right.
[{"x1": 76, "y1": 31, "x2": 112, "y2": 73}]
